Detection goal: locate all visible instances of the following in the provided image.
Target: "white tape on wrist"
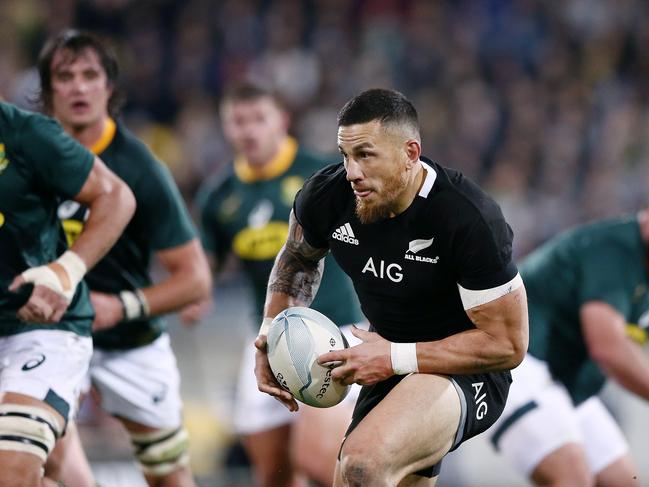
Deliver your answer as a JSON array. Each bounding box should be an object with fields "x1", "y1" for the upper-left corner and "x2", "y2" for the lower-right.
[
  {"x1": 391, "y1": 342, "x2": 419, "y2": 375},
  {"x1": 258, "y1": 317, "x2": 273, "y2": 337},
  {"x1": 57, "y1": 250, "x2": 87, "y2": 292},
  {"x1": 119, "y1": 290, "x2": 149, "y2": 321},
  {"x1": 20, "y1": 250, "x2": 87, "y2": 301}
]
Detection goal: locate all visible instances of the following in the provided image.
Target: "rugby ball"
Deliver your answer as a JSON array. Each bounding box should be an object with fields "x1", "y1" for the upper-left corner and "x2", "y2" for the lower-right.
[{"x1": 267, "y1": 307, "x2": 350, "y2": 408}]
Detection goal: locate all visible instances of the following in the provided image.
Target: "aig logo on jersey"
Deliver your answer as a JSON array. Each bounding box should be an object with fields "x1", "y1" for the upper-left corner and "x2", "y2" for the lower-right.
[
  {"x1": 332, "y1": 222, "x2": 359, "y2": 245},
  {"x1": 362, "y1": 257, "x2": 403, "y2": 283}
]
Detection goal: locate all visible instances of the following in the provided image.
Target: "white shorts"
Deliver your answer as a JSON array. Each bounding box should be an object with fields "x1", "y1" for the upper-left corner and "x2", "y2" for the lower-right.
[
  {"x1": 488, "y1": 354, "x2": 628, "y2": 476},
  {"x1": 233, "y1": 324, "x2": 364, "y2": 435},
  {"x1": 90, "y1": 334, "x2": 183, "y2": 429},
  {"x1": 0, "y1": 330, "x2": 92, "y2": 422}
]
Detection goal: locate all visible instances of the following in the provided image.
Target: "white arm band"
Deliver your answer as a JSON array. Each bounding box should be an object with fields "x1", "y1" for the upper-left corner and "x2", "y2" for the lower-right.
[
  {"x1": 258, "y1": 317, "x2": 273, "y2": 337},
  {"x1": 457, "y1": 273, "x2": 523, "y2": 310},
  {"x1": 118, "y1": 289, "x2": 150, "y2": 321},
  {"x1": 391, "y1": 342, "x2": 419, "y2": 375},
  {"x1": 20, "y1": 250, "x2": 87, "y2": 301}
]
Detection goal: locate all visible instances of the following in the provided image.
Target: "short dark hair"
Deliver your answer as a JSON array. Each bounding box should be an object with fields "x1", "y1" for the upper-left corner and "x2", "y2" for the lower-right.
[
  {"x1": 220, "y1": 82, "x2": 284, "y2": 109},
  {"x1": 337, "y1": 88, "x2": 419, "y2": 133},
  {"x1": 37, "y1": 29, "x2": 124, "y2": 116}
]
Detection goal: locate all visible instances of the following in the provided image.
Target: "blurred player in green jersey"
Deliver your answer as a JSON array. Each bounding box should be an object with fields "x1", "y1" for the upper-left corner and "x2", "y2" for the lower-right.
[
  {"x1": 196, "y1": 83, "x2": 364, "y2": 487},
  {"x1": 489, "y1": 211, "x2": 649, "y2": 486},
  {"x1": 0, "y1": 100, "x2": 134, "y2": 486},
  {"x1": 38, "y1": 30, "x2": 211, "y2": 487}
]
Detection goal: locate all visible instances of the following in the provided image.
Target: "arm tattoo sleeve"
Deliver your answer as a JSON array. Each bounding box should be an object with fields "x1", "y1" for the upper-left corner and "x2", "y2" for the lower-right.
[{"x1": 268, "y1": 211, "x2": 328, "y2": 306}]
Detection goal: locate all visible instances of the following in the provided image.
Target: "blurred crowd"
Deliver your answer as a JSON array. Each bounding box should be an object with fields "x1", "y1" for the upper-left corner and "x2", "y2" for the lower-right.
[{"x1": 2, "y1": 0, "x2": 649, "y2": 256}]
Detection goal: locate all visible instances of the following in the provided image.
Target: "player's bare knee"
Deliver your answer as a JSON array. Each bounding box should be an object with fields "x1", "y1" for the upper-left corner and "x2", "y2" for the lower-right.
[
  {"x1": 339, "y1": 451, "x2": 389, "y2": 487},
  {"x1": 130, "y1": 426, "x2": 190, "y2": 478}
]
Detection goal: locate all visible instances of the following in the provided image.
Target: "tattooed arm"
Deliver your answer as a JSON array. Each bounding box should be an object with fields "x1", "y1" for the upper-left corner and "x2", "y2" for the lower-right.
[
  {"x1": 254, "y1": 210, "x2": 329, "y2": 410},
  {"x1": 263, "y1": 210, "x2": 329, "y2": 319}
]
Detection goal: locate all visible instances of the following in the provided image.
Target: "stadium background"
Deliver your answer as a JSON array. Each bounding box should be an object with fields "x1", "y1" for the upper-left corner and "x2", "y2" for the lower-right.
[{"x1": 2, "y1": 0, "x2": 649, "y2": 485}]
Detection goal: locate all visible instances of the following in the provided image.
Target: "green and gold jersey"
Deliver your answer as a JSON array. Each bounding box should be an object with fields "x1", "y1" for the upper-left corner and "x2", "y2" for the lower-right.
[
  {"x1": 59, "y1": 119, "x2": 196, "y2": 350},
  {"x1": 522, "y1": 215, "x2": 649, "y2": 404},
  {"x1": 198, "y1": 137, "x2": 362, "y2": 327},
  {"x1": 0, "y1": 102, "x2": 94, "y2": 336}
]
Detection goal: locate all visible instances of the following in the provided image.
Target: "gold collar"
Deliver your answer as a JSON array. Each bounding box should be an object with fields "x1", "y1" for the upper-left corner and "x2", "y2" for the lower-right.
[
  {"x1": 89, "y1": 118, "x2": 116, "y2": 155},
  {"x1": 234, "y1": 137, "x2": 297, "y2": 183}
]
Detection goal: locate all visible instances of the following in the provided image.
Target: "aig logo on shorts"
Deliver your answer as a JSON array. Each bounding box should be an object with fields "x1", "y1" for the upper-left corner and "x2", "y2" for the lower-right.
[{"x1": 472, "y1": 382, "x2": 488, "y2": 420}]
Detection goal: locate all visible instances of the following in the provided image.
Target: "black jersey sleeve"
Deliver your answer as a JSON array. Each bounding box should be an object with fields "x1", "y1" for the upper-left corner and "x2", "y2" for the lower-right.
[
  {"x1": 293, "y1": 163, "x2": 346, "y2": 249},
  {"x1": 452, "y1": 200, "x2": 518, "y2": 290}
]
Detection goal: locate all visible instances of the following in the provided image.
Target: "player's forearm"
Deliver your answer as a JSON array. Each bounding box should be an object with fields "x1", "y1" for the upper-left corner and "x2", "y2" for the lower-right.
[
  {"x1": 594, "y1": 339, "x2": 649, "y2": 401},
  {"x1": 415, "y1": 328, "x2": 525, "y2": 374},
  {"x1": 141, "y1": 268, "x2": 211, "y2": 317},
  {"x1": 141, "y1": 242, "x2": 212, "y2": 317},
  {"x1": 72, "y1": 177, "x2": 135, "y2": 268},
  {"x1": 263, "y1": 244, "x2": 324, "y2": 318}
]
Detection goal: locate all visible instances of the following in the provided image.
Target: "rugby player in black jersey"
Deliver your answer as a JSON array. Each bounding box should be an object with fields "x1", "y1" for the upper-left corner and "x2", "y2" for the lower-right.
[{"x1": 253, "y1": 88, "x2": 529, "y2": 486}]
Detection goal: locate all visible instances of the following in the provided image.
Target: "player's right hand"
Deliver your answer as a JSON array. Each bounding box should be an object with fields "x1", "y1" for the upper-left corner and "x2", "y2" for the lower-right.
[
  {"x1": 9, "y1": 275, "x2": 70, "y2": 323},
  {"x1": 254, "y1": 334, "x2": 299, "y2": 412}
]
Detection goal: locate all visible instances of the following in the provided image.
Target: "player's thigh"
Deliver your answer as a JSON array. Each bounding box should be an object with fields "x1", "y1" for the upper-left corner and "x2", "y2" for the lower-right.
[
  {"x1": 291, "y1": 401, "x2": 354, "y2": 482},
  {"x1": 233, "y1": 334, "x2": 294, "y2": 435},
  {"x1": 45, "y1": 421, "x2": 94, "y2": 487},
  {"x1": 342, "y1": 374, "x2": 461, "y2": 479},
  {"x1": 241, "y1": 423, "x2": 295, "y2": 481},
  {"x1": 576, "y1": 397, "x2": 638, "y2": 486},
  {"x1": 595, "y1": 456, "x2": 640, "y2": 487},
  {"x1": 91, "y1": 334, "x2": 182, "y2": 428},
  {"x1": 531, "y1": 443, "x2": 592, "y2": 487}
]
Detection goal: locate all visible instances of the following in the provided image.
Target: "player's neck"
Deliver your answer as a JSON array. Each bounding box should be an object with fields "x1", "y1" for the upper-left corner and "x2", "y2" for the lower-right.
[
  {"x1": 248, "y1": 136, "x2": 287, "y2": 168},
  {"x1": 393, "y1": 161, "x2": 424, "y2": 216},
  {"x1": 66, "y1": 117, "x2": 109, "y2": 150}
]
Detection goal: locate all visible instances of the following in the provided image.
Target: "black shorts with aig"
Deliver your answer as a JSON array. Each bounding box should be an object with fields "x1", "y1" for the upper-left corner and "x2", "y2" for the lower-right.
[{"x1": 342, "y1": 370, "x2": 512, "y2": 478}]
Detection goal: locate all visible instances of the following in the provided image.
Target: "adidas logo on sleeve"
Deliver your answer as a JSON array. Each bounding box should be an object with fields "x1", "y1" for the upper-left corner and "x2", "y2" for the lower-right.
[{"x1": 332, "y1": 222, "x2": 359, "y2": 245}]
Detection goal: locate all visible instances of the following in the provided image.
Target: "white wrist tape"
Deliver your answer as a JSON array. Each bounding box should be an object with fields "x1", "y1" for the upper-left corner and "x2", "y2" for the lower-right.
[
  {"x1": 119, "y1": 289, "x2": 150, "y2": 321},
  {"x1": 20, "y1": 250, "x2": 87, "y2": 301},
  {"x1": 391, "y1": 342, "x2": 419, "y2": 375},
  {"x1": 258, "y1": 317, "x2": 273, "y2": 337},
  {"x1": 57, "y1": 250, "x2": 87, "y2": 291}
]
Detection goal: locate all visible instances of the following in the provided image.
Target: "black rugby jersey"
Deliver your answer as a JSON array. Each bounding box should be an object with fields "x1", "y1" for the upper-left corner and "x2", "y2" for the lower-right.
[{"x1": 294, "y1": 158, "x2": 517, "y2": 343}]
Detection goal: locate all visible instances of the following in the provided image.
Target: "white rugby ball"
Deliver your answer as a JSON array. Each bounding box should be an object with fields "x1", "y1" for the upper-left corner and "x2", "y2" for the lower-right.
[{"x1": 267, "y1": 306, "x2": 350, "y2": 408}]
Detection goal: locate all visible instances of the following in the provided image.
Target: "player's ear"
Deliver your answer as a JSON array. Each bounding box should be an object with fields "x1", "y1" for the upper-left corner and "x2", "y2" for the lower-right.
[{"x1": 404, "y1": 139, "x2": 421, "y2": 168}]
